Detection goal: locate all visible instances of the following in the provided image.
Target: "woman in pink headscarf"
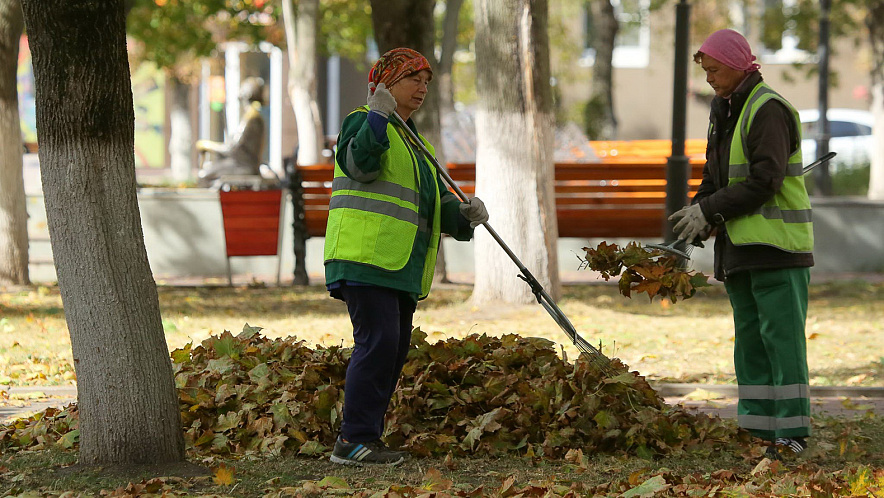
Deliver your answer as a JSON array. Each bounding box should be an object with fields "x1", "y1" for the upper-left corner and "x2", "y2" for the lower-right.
[{"x1": 669, "y1": 29, "x2": 814, "y2": 461}]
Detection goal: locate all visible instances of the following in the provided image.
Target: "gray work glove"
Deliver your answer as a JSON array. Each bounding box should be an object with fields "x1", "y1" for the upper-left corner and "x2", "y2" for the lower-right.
[
  {"x1": 669, "y1": 204, "x2": 708, "y2": 245},
  {"x1": 367, "y1": 82, "x2": 397, "y2": 117},
  {"x1": 694, "y1": 224, "x2": 712, "y2": 247},
  {"x1": 459, "y1": 197, "x2": 489, "y2": 228}
]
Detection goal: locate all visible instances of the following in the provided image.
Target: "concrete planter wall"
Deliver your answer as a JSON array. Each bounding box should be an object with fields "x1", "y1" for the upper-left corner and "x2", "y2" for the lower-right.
[{"x1": 25, "y1": 192, "x2": 884, "y2": 284}]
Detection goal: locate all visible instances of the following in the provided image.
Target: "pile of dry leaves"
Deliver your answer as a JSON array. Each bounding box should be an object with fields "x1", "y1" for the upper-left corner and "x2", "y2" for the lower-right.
[{"x1": 1, "y1": 325, "x2": 743, "y2": 459}]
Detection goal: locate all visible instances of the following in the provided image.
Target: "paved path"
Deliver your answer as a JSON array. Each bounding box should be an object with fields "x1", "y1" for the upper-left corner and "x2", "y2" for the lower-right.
[
  {"x1": 3, "y1": 384, "x2": 883, "y2": 423},
  {"x1": 658, "y1": 384, "x2": 884, "y2": 418},
  {"x1": 1, "y1": 386, "x2": 77, "y2": 422}
]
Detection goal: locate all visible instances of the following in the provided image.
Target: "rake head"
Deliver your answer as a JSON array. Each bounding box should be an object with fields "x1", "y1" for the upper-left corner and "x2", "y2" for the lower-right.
[{"x1": 645, "y1": 240, "x2": 694, "y2": 260}]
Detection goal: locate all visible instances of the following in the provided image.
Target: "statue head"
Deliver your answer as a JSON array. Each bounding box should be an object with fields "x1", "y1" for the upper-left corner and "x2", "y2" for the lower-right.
[{"x1": 239, "y1": 77, "x2": 266, "y2": 105}]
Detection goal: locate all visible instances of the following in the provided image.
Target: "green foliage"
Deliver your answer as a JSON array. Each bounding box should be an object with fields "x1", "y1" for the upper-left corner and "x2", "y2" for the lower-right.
[
  {"x1": 582, "y1": 96, "x2": 607, "y2": 140},
  {"x1": 1, "y1": 325, "x2": 741, "y2": 460},
  {"x1": 581, "y1": 242, "x2": 711, "y2": 302},
  {"x1": 804, "y1": 163, "x2": 871, "y2": 196},
  {"x1": 126, "y1": 0, "x2": 281, "y2": 75},
  {"x1": 317, "y1": 0, "x2": 372, "y2": 62},
  {"x1": 126, "y1": 0, "x2": 374, "y2": 76}
]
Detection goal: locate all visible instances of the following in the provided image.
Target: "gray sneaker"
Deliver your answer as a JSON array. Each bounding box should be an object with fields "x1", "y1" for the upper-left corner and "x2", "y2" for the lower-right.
[{"x1": 329, "y1": 437, "x2": 407, "y2": 466}]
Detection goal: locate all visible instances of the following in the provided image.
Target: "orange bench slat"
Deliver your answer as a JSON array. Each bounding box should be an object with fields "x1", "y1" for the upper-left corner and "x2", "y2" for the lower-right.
[{"x1": 294, "y1": 160, "x2": 705, "y2": 238}]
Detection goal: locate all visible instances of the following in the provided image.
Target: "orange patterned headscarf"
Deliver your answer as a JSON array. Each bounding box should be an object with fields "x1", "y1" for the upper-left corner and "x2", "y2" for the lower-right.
[{"x1": 368, "y1": 48, "x2": 433, "y2": 88}]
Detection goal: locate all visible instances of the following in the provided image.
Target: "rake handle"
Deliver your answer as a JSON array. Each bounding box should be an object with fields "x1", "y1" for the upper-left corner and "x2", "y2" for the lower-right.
[
  {"x1": 390, "y1": 112, "x2": 530, "y2": 275},
  {"x1": 389, "y1": 112, "x2": 608, "y2": 364}
]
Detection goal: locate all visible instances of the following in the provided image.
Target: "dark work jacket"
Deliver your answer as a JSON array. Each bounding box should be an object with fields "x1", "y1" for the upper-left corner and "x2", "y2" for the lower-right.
[{"x1": 692, "y1": 72, "x2": 814, "y2": 282}]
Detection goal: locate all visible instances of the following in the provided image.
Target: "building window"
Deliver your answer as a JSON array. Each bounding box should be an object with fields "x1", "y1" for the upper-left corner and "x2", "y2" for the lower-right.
[
  {"x1": 758, "y1": 0, "x2": 810, "y2": 64},
  {"x1": 581, "y1": 0, "x2": 651, "y2": 69}
]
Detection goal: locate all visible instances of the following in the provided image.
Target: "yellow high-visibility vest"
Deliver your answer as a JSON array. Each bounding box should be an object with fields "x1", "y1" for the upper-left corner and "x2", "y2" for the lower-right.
[
  {"x1": 721, "y1": 82, "x2": 813, "y2": 253},
  {"x1": 323, "y1": 107, "x2": 441, "y2": 298}
]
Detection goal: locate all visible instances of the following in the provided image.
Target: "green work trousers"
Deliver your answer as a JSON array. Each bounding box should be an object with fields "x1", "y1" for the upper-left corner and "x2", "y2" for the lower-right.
[{"x1": 725, "y1": 267, "x2": 811, "y2": 441}]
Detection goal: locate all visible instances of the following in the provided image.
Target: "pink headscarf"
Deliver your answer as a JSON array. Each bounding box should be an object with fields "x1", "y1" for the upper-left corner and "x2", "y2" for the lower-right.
[{"x1": 696, "y1": 29, "x2": 760, "y2": 73}]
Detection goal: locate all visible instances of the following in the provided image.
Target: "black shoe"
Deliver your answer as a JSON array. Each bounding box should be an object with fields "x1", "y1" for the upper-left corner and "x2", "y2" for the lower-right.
[{"x1": 329, "y1": 437, "x2": 407, "y2": 466}]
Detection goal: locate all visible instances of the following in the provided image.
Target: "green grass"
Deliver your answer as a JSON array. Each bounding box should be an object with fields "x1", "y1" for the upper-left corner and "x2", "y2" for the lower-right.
[
  {"x1": 2, "y1": 280, "x2": 883, "y2": 387},
  {"x1": 2, "y1": 415, "x2": 883, "y2": 496},
  {"x1": 2, "y1": 281, "x2": 884, "y2": 496}
]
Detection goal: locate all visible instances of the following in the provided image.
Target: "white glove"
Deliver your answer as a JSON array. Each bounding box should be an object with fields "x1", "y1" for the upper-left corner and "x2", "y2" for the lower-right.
[
  {"x1": 366, "y1": 82, "x2": 397, "y2": 117},
  {"x1": 459, "y1": 197, "x2": 489, "y2": 228},
  {"x1": 669, "y1": 204, "x2": 708, "y2": 245}
]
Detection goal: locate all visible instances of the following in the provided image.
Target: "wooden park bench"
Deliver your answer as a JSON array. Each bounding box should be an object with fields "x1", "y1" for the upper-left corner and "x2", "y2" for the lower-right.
[{"x1": 294, "y1": 157, "x2": 705, "y2": 240}]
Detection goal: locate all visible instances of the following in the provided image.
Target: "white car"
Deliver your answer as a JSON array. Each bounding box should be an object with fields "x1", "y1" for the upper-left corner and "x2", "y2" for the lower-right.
[{"x1": 798, "y1": 108, "x2": 874, "y2": 172}]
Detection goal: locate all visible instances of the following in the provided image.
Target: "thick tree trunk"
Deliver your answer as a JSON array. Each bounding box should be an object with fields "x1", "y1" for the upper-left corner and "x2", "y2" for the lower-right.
[
  {"x1": 868, "y1": 2, "x2": 884, "y2": 200},
  {"x1": 168, "y1": 75, "x2": 192, "y2": 182},
  {"x1": 586, "y1": 0, "x2": 618, "y2": 140},
  {"x1": 283, "y1": 0, "x2": 323, "y2": 166},
  {"x1": 0, "y1": 0, "x2": 28, "y2": 286},
  {"x1": 471, "y1": 0, "x2": 560, "y2": 304},
  {"x1": 20, "y1": 0, "x2": 184, "y2": 464},
  {"x1": 371, "y1": 0, "x2": 454, "y2": 282}
]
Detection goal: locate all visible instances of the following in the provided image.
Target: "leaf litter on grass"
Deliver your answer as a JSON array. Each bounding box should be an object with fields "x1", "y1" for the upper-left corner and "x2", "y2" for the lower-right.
[
  {"x1": 2, "y1": 323, "x2": 744, "y2": 460},
  {"x1": 0, "y1": 326, "x2": 884, "y2": 497}
]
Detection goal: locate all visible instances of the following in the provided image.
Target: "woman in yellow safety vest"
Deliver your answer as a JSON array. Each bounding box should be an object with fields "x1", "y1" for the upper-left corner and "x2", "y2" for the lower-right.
[
  {"x1": 669, "y1": 29, "x2": 813, "y2": 461},
  {"x1": 324, "y1": 47, "x2": 488, "y2": 466}
]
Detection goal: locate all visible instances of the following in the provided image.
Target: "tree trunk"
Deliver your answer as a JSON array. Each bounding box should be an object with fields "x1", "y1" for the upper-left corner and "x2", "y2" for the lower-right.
[
  {"x1": 168, "y1": 75, "x2": 192, "y2": 182},
  {"x1": 437, "y1": 0, "x2": 463, "y2": 114},
  {"x1": 20, "y1": 0, "x2": 184, "y2": 464},
  {"x1": 868, "y1": 2, "x2": 884, "y2": 201},
  {"x1": 283, "y1": 0, "x2": 323, "y2": 166},
  {"x1": 0, "y1": 0, "x2": 28, "y2": 286},
  {"x1": 371, "y1": 0, "x2": 455, "y2": 282},
  {"x1": 471, "y1": 0, "x2": 560, "y2": 304},
  {"x1": 586, "y1": 0, "x2": 618, "y2": 140},
  {"x1": 430, "y1": 0, "x2": 464, "y2": 284}
]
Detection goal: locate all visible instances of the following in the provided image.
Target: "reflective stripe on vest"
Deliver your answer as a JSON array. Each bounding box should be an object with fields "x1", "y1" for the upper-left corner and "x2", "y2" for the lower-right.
[
  {"x1": 324, "y1": 107, "x2": 442, "y2": 298},
  {"x1": 723, "y1": 82, "x2": 813, "y2": 253}
]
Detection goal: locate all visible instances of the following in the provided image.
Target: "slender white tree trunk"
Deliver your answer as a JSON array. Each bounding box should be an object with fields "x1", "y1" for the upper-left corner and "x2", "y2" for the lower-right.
[
  {"x1": 868, "y1": 3, "x2": 884, "y2": 200},
  {"x1": 0, "y1": 0, "x2": 28, "y2": 286},
  {"x1": 21, "y1": 0, "x2": 184, "y2": 464},
  {"x1": 168, "y1": 75, "x2": 193, "y2": 182},
  {"x1": 283, "y1": 0, "x2": 323, "y2": 166},
  {"x1": 472, "y1": 0, "x2": 560, "y2": 304},
  {"x1": 870, "y1": 83, "x2": 884, "y2": 200}
]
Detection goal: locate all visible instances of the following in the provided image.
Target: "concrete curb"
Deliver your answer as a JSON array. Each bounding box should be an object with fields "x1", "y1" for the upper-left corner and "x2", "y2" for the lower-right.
[{"x1": 653, "y1": 383, "x2": 884, "y2": 398}]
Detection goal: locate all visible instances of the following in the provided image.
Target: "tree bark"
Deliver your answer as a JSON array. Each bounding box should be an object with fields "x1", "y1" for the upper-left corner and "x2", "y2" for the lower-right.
[
  {"x1": 586, "y1": 0, "x2": 618, "y2": 140},
  {"x1": 283, "y1": 0, "x2": 323, "y2": 166},
  {"x1": 370, "y1": 0, "x2": 454, "y2": 282},
  {"x1": 430, "y1": 0, "x2": 464, "y2": 283},
  {"x1": 167, "y1": 75, "x2": 192, "y2": 182},
  {"x1": 437, "y1": 0, "x2": 463, "y2": 114},
  {"x1": 471, "y1": 0, "x2": 560, "y2": 304},
  {"x1": 868, "y1": 1, "x2": 884, "y2": 200},
  {"x1": 0, "y1": 0, "x2": 28, "y2": 286},
  {"x1": 20, "y1": 0, "x2": 184, "y2": 464}
]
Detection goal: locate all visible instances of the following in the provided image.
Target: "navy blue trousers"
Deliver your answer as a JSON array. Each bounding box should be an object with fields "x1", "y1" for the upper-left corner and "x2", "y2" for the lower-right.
[{"x1": 339, "y1": 285, "x2": 415, "y2": 443}]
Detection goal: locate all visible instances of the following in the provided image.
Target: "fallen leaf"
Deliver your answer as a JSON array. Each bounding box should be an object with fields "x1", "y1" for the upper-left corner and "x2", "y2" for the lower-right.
[
  {"x1": 422, "y1": 468, "x2": 453, "y2": 491},
  {"x1": 213, "y1": 464, "x2": 235, "y2": 486},
  {"x1": 620, "y1": 475, "x2": 669, "y2": 497}
]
